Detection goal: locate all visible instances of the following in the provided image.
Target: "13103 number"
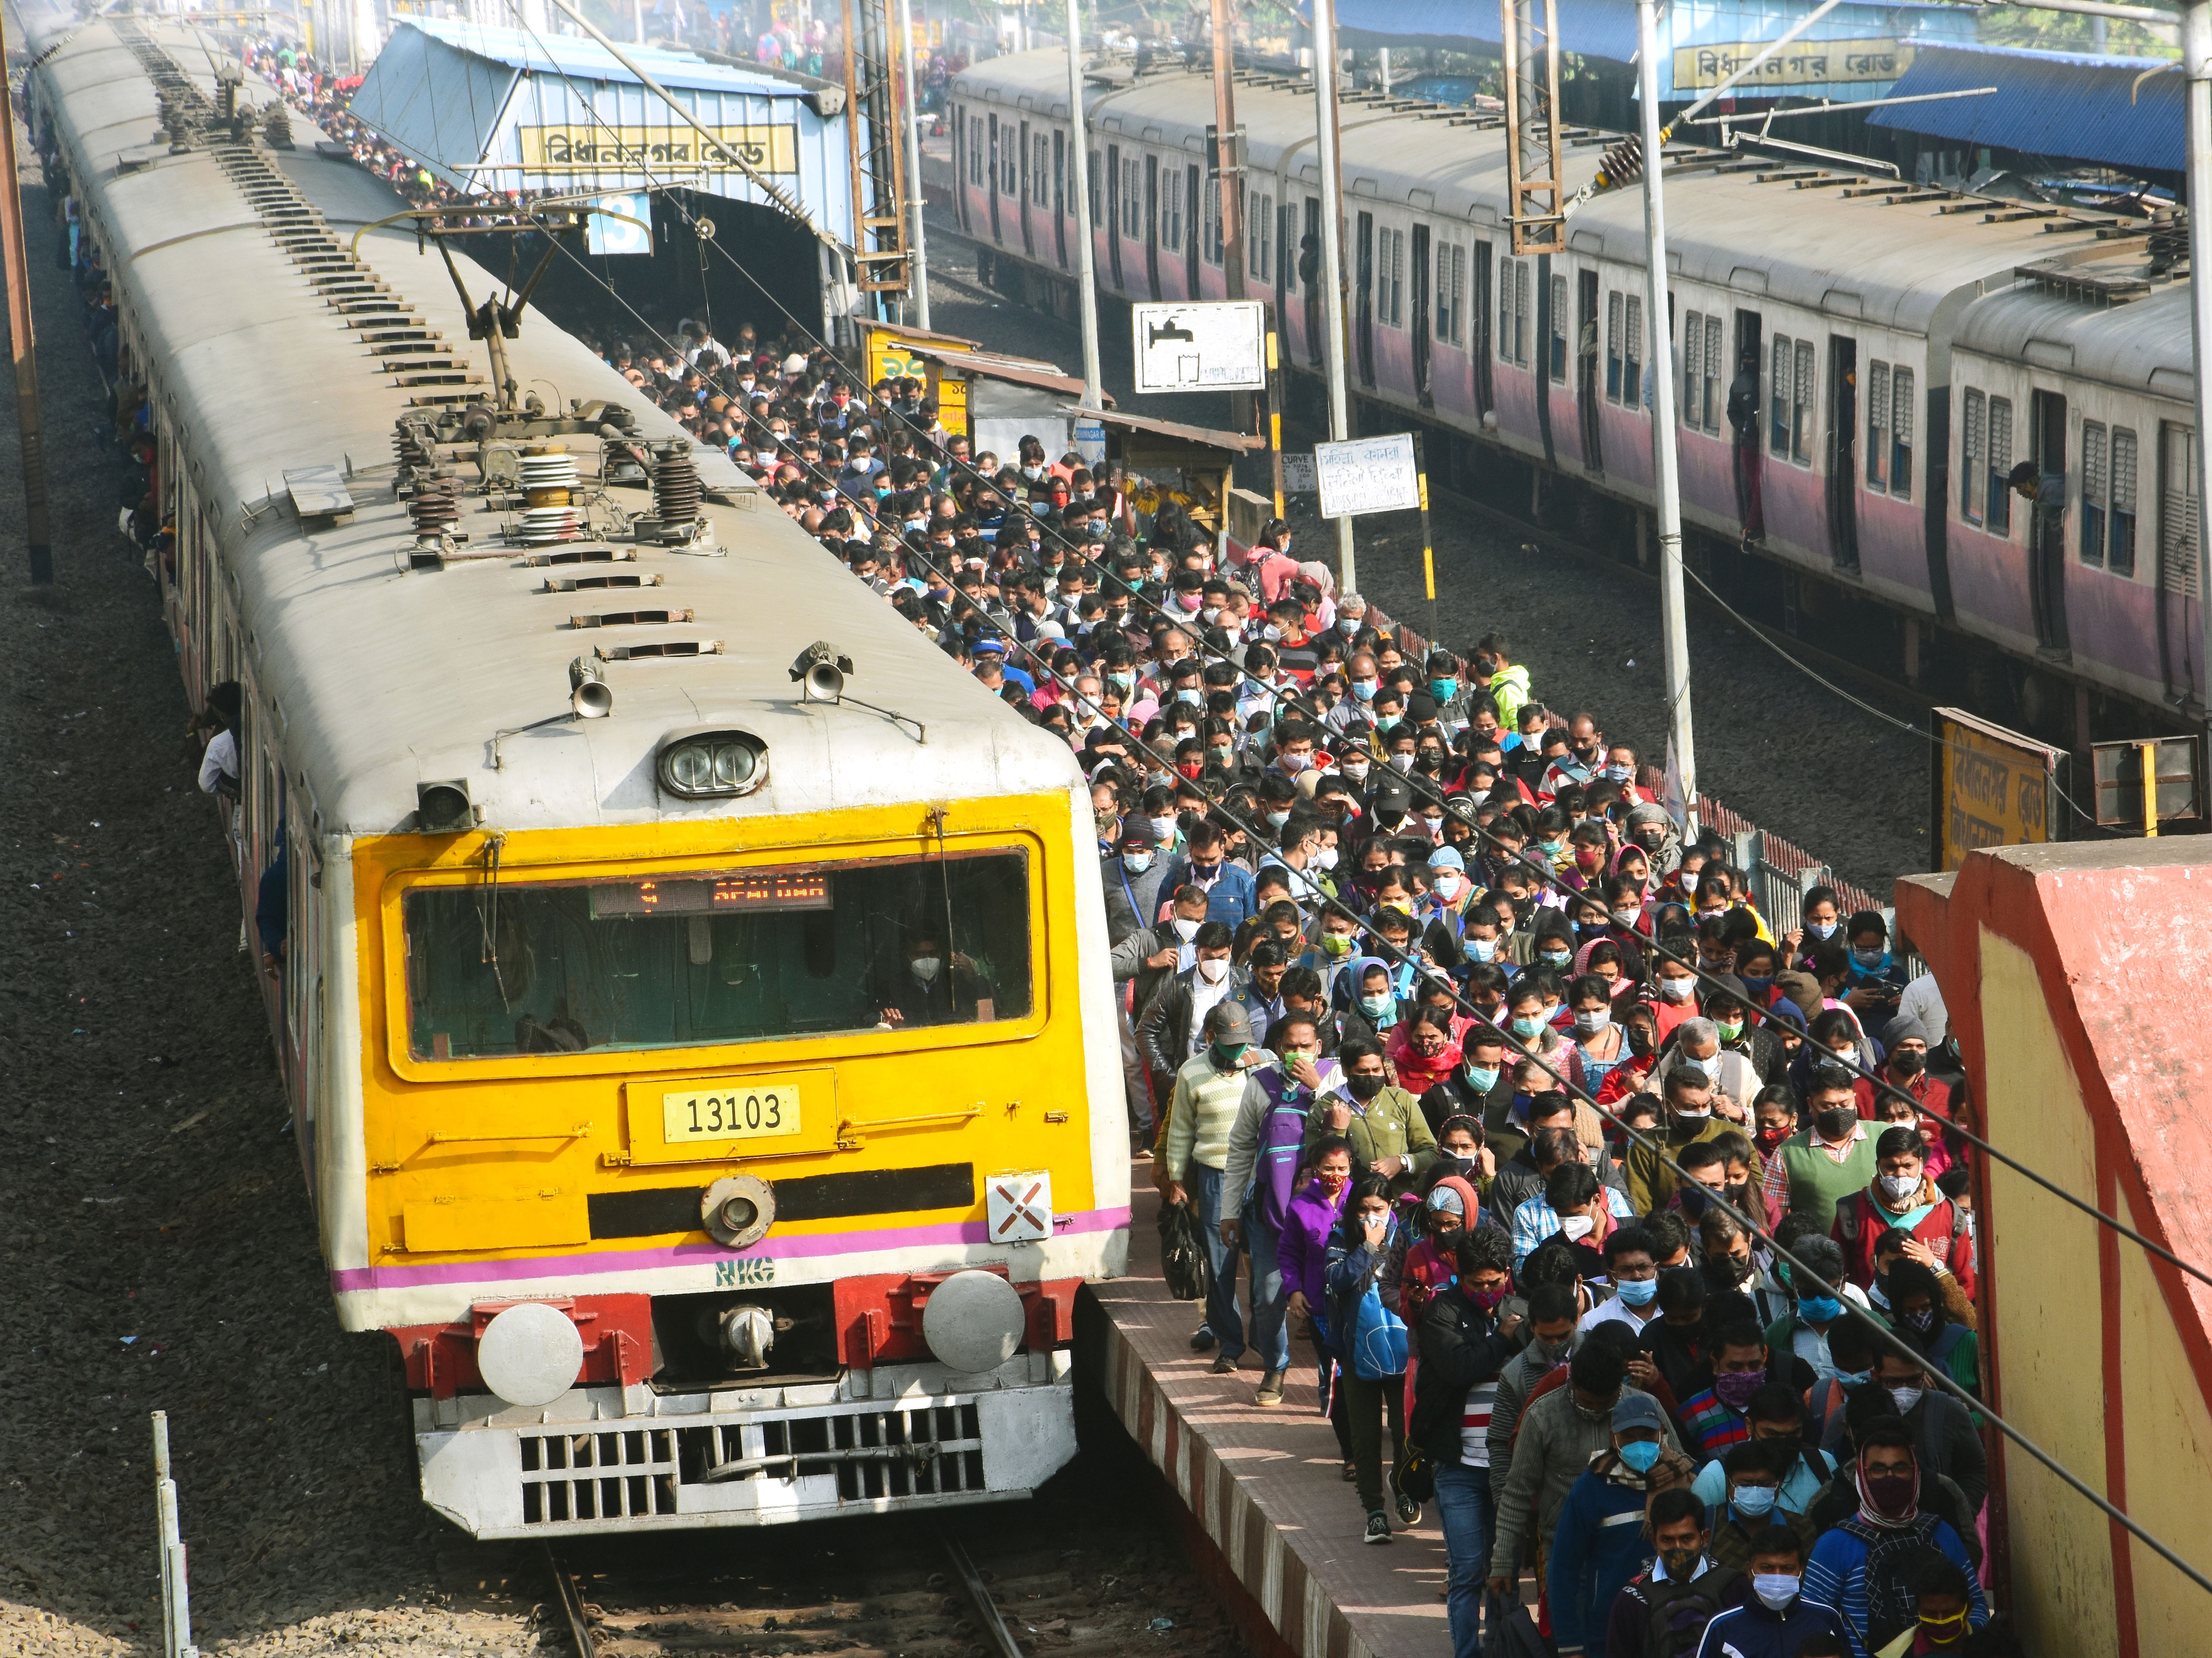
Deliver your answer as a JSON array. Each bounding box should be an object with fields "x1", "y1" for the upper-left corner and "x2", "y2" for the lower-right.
[{"x1": 661, "y1": 1081, "x2": 804, "y2": 1144}]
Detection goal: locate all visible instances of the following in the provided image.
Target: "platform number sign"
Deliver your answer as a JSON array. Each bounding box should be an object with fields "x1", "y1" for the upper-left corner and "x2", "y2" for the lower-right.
[
  {"x1": 987, "y1": 1170, "x2": 1053, "y2": 1244},
  {"x1": 584, "y1": 192, "x2": 653, "y2": 257}
]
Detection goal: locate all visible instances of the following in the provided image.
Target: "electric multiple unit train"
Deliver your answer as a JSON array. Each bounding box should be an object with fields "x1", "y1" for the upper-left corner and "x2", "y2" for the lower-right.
[{"x1": 33, "y1": 15, "x2": 1127, "y2": 1538}]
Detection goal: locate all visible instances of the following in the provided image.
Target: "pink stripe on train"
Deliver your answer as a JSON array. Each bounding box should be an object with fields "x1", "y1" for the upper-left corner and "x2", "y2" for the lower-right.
[{"x1": 330, "y1": 1206, "x2": 1131, "y2": 1293}]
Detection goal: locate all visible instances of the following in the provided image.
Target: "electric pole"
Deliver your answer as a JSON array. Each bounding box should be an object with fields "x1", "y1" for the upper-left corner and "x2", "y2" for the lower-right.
[
  {"x1": 1064, "y1": 0, "x2": 1103, "y2": 406},
  {"x1": 0, "y1": 7, "x2": 54, "y2": 585},
  {"x1": 1310, "y1": 0, "x2": 1354, "y2": 589}
]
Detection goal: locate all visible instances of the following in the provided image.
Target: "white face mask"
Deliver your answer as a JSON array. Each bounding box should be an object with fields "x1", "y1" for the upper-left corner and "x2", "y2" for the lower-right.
[
  {"x1": 909, "y1": 956, "x2": 942, "y2": 983},
  {"x1": 1390, "y1": 754, "x2": 1414, "y2": 774},
  {"x1": 1149, "y1": 815, "x2": 1179, "y2": 842},
  {"x1": 1888, "y1": 1384, "x2": 1925, "y2": 1414},
  {"x1": 1560, "y1": 1215, "x2": 1596, "y2": 1242},
  {"x1": 1197, "y1": 956, "x2": 1230, "y2": 984},
  {"x1": 1317, "y1": 846, "x2": 1340, "y2": 870},
  {"x1": 1434, "y1": 873, "x2": 1461, "y2": 899},
  {"x1": 1658, "y1": 977, "x2": 1695, "y2": 1002},
  {"x1": 1753, "y1": 1573, "x2": 1800, "y2": 1612},
  {"x1": 1878, "y1": 1172, "x2": 1921, "y2": 1204},
  {"x1": 1172, "y1": 916, "x2": 1202, "y2": 941}
]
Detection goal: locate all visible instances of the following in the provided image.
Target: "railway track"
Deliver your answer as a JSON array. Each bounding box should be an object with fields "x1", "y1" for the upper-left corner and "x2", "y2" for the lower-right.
[{"x1": 538, "y1": 1451, "x2": 1237, "y2": 1658}]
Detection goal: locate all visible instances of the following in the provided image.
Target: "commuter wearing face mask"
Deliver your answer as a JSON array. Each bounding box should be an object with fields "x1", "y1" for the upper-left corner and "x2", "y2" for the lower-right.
[
  {"x1": 1832, "y1": 1129, "x2": 1976, "y2": 1303},
  {"x1": 1164, "y1": 1003, "x2": 1273, "y2": 1374},
  {"x1": 1550, "y1": 1396, "x2": 1701, "y2": 1658},
  {"x1": 879, "y1": 927, "x2": 991, "y2": 1026},
  {"x1": 1764, "y1": 1234, "x2": 1866, "y2": 1386},
  {"x1": 1138, "y1": 921, "x2": 1265, "y2": 1110},
  {"x1": 1779, "y1": 1064, "x2": 1880, "y2": 1230},
  {"x1": 1647, "y1": 952, "x2": 1702, "y2": 1040},
  {"x1": 1803, "y1": 1428, "x2": 1987, "y2": 1655},
  {"x1": 1882, "y1": 1258, "x2": 1978, "y2": 1395},
  {"x1": 1686, "y1": 1525, "x2": 1848, "y2": 1658},
  {"x1": 1857, "y1": 1015, "x2": 1954, "y2": 1138},
  {"x1": 1649, "y1": 1017, "x2": 1759, "y2": 1126},
  {"x1": 1598, "y1": 1488, "x2": 1749, "y2": 1658},
  {"x1": 1102, "y1": 817, "x2": 1171, "y2": 942},
  {"x1": 1306, "y1": 1037, "x2": 1438, "y2": 1183},
  {"x1": 1624, "y1": 1068, "x2": 1734, "y2": 1214},
  {"x1": 1160, "y1": 816, "x2": 1259, "y2": 931},
  {"x1": 1705, "y1": 976, "x2": 1784, "y2": 1085}
]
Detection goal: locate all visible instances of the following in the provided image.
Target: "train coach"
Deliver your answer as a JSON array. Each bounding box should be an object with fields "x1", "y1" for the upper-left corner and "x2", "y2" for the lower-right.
[
  {"x1": 31, "y1": 15, "x2": 1129, "y2": 1538},
  {"x1": 949, "y1": 50, "x2": 2207, "y2": 736}
]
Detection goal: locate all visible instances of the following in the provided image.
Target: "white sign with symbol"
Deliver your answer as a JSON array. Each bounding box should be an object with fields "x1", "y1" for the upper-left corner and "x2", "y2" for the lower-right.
[
  {"x1": 584, "y1": 192, "x2": 653, "y2": 257},
  {"x1": 1131, "y1": 301, "x2": 1267, "y2": 392},
  {"x1": 1314, "y1": 433, "x2": 1421, "y2": 518},
  {"x1": 986, "y1": 1169, "x2": 1053, "y2": 1244}
]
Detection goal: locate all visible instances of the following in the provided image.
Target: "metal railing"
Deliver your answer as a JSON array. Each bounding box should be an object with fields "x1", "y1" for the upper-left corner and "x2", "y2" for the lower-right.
[{"x1": 152, "y1": 1412, "x2": 199, "y2": 1658}]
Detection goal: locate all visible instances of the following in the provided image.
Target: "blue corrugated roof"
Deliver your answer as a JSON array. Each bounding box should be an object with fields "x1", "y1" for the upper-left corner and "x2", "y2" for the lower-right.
[
  {"x1": 403, "y1": 18, "x2": 811, "y2": 96},
  {"x1": 1327, "y1": 0, "x2": 1640, "y2": 59},
  {"x1": 1867, "y1": 40, "x2": 2183, "y2": 173}
]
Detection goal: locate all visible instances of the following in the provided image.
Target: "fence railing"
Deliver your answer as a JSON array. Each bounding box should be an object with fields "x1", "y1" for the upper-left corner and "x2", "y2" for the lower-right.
[{"x1": 152, "y1": 1412, "x2": 199, "y2": 1658}]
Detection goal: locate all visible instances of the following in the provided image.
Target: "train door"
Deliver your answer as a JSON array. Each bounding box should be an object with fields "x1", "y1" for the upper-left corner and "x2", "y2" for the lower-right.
[
  {"x1": 2031, "y1": 390, "x2": 2071, "y2": 652},
  {"x1": 1144, "y1": 154, "x2": 1161, "y2": 300},
  {"x1": 1734, "y1": 309, "x2": 1765, "y2": 539},
  {"x1": 1472, "y1": 242, "x2": 1494, "y2": 420},
  {"x1": 1105, "y1": 143, "x2": 1123, "y2": 289},
  {"x1": 1302, "y1": 197, "x2": 1322, "y2": 366},
  {"x1": 987, "y1": 115, "x2": 1001, "y2": 242},
  {"x1": 1355, "y1": 210, "x2": 1375, "y2": 389},
  {"x1": 1187, "y1": 165, "x2": 1203, "y2": 297},
  {"x1": 1411, "y1": 222, "x2": 1432, "y2": 408},
  {"x1": 1018, "y1": 120, "x2": 1034, "y2": 256},
  {"x1": 1053, "y1": 130, "x2": 1067, "y2": 269},
  {"x1": 1576, "y1": 269, "x2": 1602, "y2": 473},
  {"x1": 1827, "y1": 336, "x2": 1860, "y2": 572}
]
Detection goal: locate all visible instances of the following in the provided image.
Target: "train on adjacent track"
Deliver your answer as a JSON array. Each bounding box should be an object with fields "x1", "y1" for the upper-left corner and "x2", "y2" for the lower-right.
[
  {"x1": 949, "y1": 50, "x2": 2207, "y2": 740},
  {"x1": 31, "y1": 14, "x2": 1127, "y2": 1539}
]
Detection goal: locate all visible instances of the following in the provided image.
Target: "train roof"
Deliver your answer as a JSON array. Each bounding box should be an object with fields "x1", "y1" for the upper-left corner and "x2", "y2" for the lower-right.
[
  {"x1": 43, "y1": 20, "x2": 1084, "y2": 843},
  {"x1": 956, "y1": 54, "x2": 2146, "y2": 335},
  {"x1": 1951, "y1": 260, "x2": 2194, "y2": 400}
]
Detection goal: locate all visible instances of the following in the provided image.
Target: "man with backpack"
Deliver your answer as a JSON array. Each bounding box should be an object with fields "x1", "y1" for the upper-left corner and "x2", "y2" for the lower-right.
[
  {"x1": 1221, "y1": 1011, "x2": 1333, "y2": 1406},
  {"x1": 1595, "y1": 1487, "x2": 1747, "y2": 1657},
  {"x1": 1686, "y1": 1523, "x2": 1850, "y2": 1657},
  {"x1": 1803, "y1": 1427, "x2": 1987, "y2": 1657}
]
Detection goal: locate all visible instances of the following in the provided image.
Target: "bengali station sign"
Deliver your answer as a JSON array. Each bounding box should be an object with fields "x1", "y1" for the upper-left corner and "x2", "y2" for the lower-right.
[
  {"x1": 1931, "y1": 707, "x2": 2063, "y2": 872},
  {"x1": 517, "y1": 123, "x2": 799, "y2": 174},
  {"x1": 1672, "y1": 38, "x2": 1914, "y2": 90}
]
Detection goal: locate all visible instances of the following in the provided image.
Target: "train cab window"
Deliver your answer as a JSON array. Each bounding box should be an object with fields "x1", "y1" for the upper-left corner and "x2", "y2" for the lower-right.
[
  {"x1": 402, "y1": 851, "x2": 1035, "y2": 1060},
  {"x1": 1985, "y1": 396, "x2": 2015, "y2": 536}
]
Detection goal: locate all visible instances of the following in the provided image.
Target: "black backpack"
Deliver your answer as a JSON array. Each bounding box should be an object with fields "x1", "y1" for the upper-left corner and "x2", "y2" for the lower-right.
[
  {"x1": 1644, "y1": 1565, "x2": 1743, "y2": 1658},
  {"x1": 1159, "y1": 1198, "x2": 1212, "y2": 1302}
]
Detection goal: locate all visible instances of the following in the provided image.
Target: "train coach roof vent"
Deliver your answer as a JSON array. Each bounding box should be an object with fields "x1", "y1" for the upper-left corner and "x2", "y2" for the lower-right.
[
  {"x1": 284, "y1": 464, "x2": 356, "y2": 524},
  {"x1": 594, "y1": 639, "x2": 725, "y2": 661},
  {"x1": 568, "y1": 609, "x2": 695, "y2": 628},
  {"x1": 2017, "y1": 258, "x2": 2153, "y2": 306}
]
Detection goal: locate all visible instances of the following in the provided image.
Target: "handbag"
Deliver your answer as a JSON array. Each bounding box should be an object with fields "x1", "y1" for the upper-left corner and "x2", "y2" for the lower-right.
[
  {"x1": 1158, "y1": 1198, "x2": 1212, "y2": 1302},
  {"x1": 1393, "y1": 1441, "x2": 1435, "y2": 1504},
  {"x1": 1483, "y1": 1593, "x2": 1551, "y2": 1658}
]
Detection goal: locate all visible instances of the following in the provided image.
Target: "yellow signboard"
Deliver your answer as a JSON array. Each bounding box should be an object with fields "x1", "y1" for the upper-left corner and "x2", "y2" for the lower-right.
[
  {"x1": 1673, "y1": 39, "x2": 1914, "y2": 90},
  {"x1": 1932, "y1": 707, "x2": 2062, "y2": 872},
  {"x1": 517, "y1": 123, "x2": 799, "y2": 174},
  {"x1": 936, "y1": 373, "x2": 970, "y2": 439},
  {"x1": 862, "y1": 323, "x2": 931, "y2": 386}
]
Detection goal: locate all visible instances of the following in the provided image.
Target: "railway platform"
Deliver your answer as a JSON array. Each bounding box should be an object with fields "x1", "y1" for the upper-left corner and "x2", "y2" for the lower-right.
[{"x1": 1080, "y1": 1161, "x2": 1454, "y2": 1658}]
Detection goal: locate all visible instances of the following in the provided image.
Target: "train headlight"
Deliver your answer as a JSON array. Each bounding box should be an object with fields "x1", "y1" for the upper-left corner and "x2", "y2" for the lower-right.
[
  {"x1": 701, "y1": 1173, "x2": 776, "y2": 1247},
  {"x1": 657, "y1": 728, "x2": 767, "y2": 800},
  {"x1": 922, "y1": 1269, "x2": 1026, "y2": 1375},
  {"x1": 475, "y1": 1302, "x2": 584, "y2": 1408}
]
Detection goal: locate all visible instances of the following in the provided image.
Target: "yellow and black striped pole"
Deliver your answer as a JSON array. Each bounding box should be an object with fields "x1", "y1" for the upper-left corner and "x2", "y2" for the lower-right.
[
  {"x1": 1266, "y1": 326, "x2": 1285, "y2": 519},
  {"x1": 1415, "y1": 431, "x2": 1436, "y2": 642}
]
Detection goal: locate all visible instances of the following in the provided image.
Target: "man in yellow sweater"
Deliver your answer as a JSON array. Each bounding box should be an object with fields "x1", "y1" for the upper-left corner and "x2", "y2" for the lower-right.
[{"x1": 1165, "y1": 1003, "x2": 1273, "y2": 1376}]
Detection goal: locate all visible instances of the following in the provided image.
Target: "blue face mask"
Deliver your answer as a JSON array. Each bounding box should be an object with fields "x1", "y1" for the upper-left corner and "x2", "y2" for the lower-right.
[
  {"x1": 1359, "y1": 993, "x2": 1396, "y2": 1019},
  {"x1": 1377, "y1": 713, "x2": 1402, "y2": 732},
  {"x1": 1835, "y1": 1368, "x2": 1872, "y2": 1389},
  {"x1": 1741, "y1": 974, "x2": 1774, "y2": 996},
  {"x1": 1732, "y1": 1482, "x2": 1778, "y2": 1520},
  {"x1": 1429, "y1": 678, "x2": 1459, "y2": 702},
  {"x1": 1616, "y1": 1276, "x2": 1659, "y2": 1308},
  {"x1": 1470, "y1": 937, "x2": 1498, "y2": 962},
  {"x1": 1465, "y1": 1063, "x2": 1501, "y2": 1091},
  {"x1": 1510, "y1": 1016, "x2": 1543, "y2": 1039},
  {"x1": 1797, "y1": 1293, "x2": 1843, "y2": 1324},
  {"x1": 1617, "y1": 1439, "x2": 1662, "y2": 1474}
]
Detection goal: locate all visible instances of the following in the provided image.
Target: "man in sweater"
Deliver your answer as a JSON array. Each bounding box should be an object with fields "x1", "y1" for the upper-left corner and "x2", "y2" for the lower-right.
[
  {"x1": 1164, "y1": 1004, "x2": 1273, "y2": 1377},
  {"x1": 1778, "y1": 1063, "x2": 1878, "y2": 1230},
  {"x1": 1488, "y1": 1339, "x2": 1685, "y2": 1604},
  {"x1": 1832, "y1": 1127, "x2": 1977, "y2": 1303},
  {"x1": 1486, "y1": 1279, "x2": 1580, "y2": 1503},
  {"x1": 1548, "y1": 1394, "x2": 1699, "y2": 1656}
]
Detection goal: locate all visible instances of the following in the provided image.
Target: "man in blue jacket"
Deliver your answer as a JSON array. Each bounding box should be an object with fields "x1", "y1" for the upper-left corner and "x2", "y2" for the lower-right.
[
  {"x1": 1547, "y1": 1394, "x2": 1697, "y2": 1656},
  {"x1": 1160, "y1": 817, "x2": 1259, "y2": 931},
  {"x1": 1689, "y1": 1524, "x2": 1849, "y2": 1657}
]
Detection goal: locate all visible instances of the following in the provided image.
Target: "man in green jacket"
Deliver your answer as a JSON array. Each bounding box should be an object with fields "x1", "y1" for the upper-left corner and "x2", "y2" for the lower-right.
[
  {"x1": 1303, "y1": 1034, "x2": 1437, "y2": 1181},
  {"x1": 1622, "y1": 1066, "x2": 1734, "y2": 1215}
]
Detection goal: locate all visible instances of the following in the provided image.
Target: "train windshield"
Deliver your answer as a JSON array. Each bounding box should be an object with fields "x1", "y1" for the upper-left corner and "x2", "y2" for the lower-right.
[{"x1": 402, "y1": 850, "x2": 1033, "y2": 1060}]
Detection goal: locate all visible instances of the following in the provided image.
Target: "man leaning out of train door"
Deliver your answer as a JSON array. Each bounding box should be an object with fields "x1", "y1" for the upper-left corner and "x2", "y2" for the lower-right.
[{"x1": 1164, "y1": 1003, "x2": 1276, "y2": 1386}]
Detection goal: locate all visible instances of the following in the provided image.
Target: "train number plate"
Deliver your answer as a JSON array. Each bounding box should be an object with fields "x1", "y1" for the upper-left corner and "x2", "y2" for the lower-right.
[{"x1": 662, "y1": 1080, "x2": 803, "y2": 1145}]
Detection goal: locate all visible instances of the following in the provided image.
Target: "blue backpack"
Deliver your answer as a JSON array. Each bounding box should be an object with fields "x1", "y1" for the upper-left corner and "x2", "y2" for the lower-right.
[{"x1": 1350, "y1": 1278, "x2": 1409, "y2": 1379}]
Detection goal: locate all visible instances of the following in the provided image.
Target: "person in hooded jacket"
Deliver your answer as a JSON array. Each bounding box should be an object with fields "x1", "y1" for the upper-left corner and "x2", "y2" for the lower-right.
[{"x1": 1282, "y1": 1135, "x2": 1357, "y2": 1475}]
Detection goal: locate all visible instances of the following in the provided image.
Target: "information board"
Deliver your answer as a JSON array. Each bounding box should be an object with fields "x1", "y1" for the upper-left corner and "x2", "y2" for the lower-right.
[
  {"x1": 1280, "y1": 452, "x2": 1317, "y2": 494},
  {"x1": 1931, "y1": 707, "x2": 2063, "y2": 872},
  {"x1": 1314, "y1": 434, "x2": 1421, "y2": 519},
  {"x1": 1132, "y1": 301, "x2": 1267, "y2": 392}
]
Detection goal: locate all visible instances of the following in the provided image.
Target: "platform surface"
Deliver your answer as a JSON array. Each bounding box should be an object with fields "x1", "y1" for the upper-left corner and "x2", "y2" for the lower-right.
[{"x1": 1088, "y1": 1162, "x2": 1454, "y2": 1658}]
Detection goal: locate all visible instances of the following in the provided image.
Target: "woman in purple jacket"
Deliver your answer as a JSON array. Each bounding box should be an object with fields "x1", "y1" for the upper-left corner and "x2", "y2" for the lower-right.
[{"x1": 1282, "y1": 1135, "x2": 1356, "y2": 1476}]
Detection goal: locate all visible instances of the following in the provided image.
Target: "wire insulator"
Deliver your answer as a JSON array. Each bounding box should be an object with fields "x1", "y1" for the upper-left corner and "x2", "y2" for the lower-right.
[{"x1": 652, "y1": 443, "x2": 701, "y2": 527}]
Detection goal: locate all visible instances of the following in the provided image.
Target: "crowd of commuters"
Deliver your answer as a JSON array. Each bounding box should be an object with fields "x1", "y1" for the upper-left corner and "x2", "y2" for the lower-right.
[{"x1": 95, "y1": 33, "x2": 2012, "y2": 1658}]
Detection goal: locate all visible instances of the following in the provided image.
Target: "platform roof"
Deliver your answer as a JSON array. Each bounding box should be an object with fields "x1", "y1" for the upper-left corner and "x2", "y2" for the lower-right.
[
  {"x1": 349, "y1": 20, "x2": 855, "y2": 237},
  {"x1": 1867, "y1": 40, "x2": 2185, "y2": 175}
]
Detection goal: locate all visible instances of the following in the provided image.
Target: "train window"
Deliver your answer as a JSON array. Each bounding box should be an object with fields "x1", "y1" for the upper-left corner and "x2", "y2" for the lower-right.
[
  {"x1": 1377, "y1": 227, "x2": 1404, "y2": 328},
  {"x1": 1515, "y1": 262, "x2": 1531, "y2": 366},
  {"x1": 1985, "y1": 396, "x2": 2014, "y2": 536},
  {"x1": 1702, "y1": 318, "x2": 1723, "y2": 435},
  {"x1": 1683, "y1": 314, "x2": 1704, "y2": 427},
  {"x1": 1203, "y1": 179, "x2": 1221, "y2": 265},
  {"x1": 1249, "y1": 192, "x2": 1273, "y2": 283},
  {"x1": 1771, "y1": 336, "x2": 1793, "y2": 455},
  {"x1": 1962, "y1": 389, "x2": 1986, "y2": 525},
  {"x1": 1498, "y1": 259, "x2": 1515, "y2": 363},
  {"x1": 2110, "y1": 427, "x2": 2138, "y2": 577},
  {"x1": 1120, "y1": 156, "x2": 1141, "y2": 238},
  {"x1": 2159, "y1": 422, "x2": 2197, "y2": 596},
  {"x1": 1606, "y1": 292, "x2": 1623, "y2": 402},
  {"x1": 1891, "y1": 367, "x2": 1914, "y2": 500},
  {"x1": 1792, "y1": 340, "x2": 1816, "y2": 465},
  {"x1": 1437, "y1": 242, "x2": 1464, "y2": 346},
  {"x1": 1625, "y1": 296, "x2": 1644, "y2": 412},
  {"x1": 2081, "y1": 421, "x2": 2108, "y2": 567},
  {"x1": 1033, "y1": 136, "x2": 1050, "y2": 206},
  {"x1": 968, "y1": 118, "x2": 984, "y2": 184},
  {"x1": 1866, "y1": 361, "x2": 1890, "y2": 491},
  {"x1": 1162, "y1": 168, "x2": 1183, "y2": 251},
  {"x1": 1550, "y1": 276, "x2": 1567, "y2": 380},
  {"x1": 402, "y1": 850, "x2": 1035, "y2": 1060},
  {"x1": 1002, "y1": 136, "x2": 1018, "y2": 197}
]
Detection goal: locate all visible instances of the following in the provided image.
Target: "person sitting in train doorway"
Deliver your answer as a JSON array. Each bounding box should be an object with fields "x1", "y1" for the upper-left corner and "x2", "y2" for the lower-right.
[
  {"x1": 1727, "y1": 349, "x2": 1765, "y2": 546},
  {"x1": 878, "y1": 925, "x2": 992, "y2": 1027}
]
